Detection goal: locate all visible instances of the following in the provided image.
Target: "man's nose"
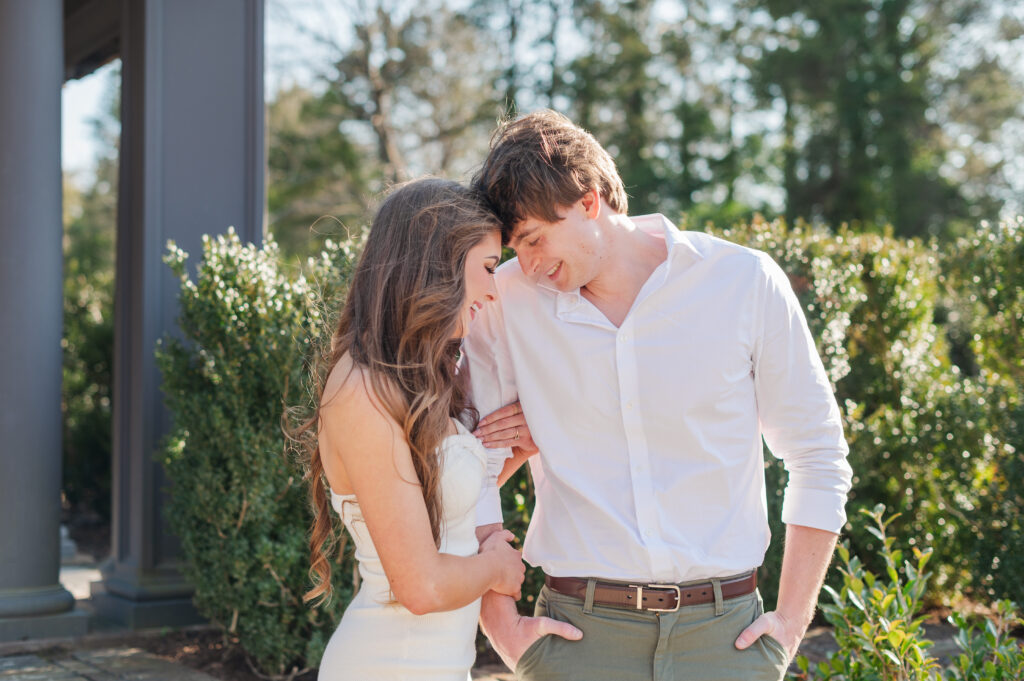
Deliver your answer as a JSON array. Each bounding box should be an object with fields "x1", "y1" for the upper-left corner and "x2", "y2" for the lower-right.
[{"x1": 517, "y1": 248, "x2": 539, "y2": 276}]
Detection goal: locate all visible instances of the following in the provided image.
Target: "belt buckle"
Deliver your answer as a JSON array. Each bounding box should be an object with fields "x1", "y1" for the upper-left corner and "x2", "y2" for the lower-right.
[{"x1": 628, "y1": 583, "x2": 681, "y2": 613}]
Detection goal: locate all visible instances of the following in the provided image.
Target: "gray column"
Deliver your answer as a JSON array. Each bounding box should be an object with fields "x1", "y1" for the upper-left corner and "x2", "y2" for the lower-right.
[
  {"x1": 90, "y1": 0, "x2": 265, "y2": 629},
  {"x1": 0, "y1": 0, "x2": 88, "y2": 641}
]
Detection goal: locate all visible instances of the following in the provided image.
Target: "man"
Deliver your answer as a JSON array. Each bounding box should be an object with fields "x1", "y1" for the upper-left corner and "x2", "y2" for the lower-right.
[{"x1": 464, "y1": 110, "x2": 852, "y2": 681}]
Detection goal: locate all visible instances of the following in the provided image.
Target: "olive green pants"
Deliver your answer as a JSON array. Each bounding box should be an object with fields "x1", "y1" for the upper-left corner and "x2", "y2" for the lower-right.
[{"x1": 514, "y1": 583, "x2": 789, "y2": 681}]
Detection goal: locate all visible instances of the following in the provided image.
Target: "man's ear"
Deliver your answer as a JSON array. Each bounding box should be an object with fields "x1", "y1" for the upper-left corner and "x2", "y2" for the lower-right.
[{"x1": 580, "y1": 187, "x2": 601, "y2": 219}]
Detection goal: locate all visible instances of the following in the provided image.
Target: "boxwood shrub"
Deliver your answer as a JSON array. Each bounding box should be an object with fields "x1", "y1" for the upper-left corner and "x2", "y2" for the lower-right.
[
  {"x1": 158, "y1": 217, "x2": 1023, "y2": 670},
  {"x1": 158, "y1": 228, "x2": 360, "y2": 677}
]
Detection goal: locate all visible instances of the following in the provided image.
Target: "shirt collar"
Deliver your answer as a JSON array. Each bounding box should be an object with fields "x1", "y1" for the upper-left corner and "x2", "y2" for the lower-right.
[
  {"x1": 633, "y1": 213, "x2": 704, "y2": 271},
  {"x1": 543, "y1": 214, "x2": 704, "y2": 310}
]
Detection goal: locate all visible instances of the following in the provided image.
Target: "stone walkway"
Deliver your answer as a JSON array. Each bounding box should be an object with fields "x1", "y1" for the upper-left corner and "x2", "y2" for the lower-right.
[
  {"x1": 0, "y1": 625, "x2": 963, "y2": 681},
  {"x1": 0, "y1": 648, "x2": 218, "y2": 681},
  {"x1": 0, "y1": 648, "x2": 517, "y2": 681}
]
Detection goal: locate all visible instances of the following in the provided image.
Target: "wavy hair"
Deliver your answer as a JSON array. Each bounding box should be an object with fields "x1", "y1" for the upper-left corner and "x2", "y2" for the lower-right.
[{"x1": 289, "y1": 178, "x2": 501, "y2": 605}]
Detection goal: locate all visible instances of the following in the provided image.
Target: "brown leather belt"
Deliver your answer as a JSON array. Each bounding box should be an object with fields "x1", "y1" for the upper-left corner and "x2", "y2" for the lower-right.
[{"x1": 544, "y1": 571, "x2": 757, "y2": 613}]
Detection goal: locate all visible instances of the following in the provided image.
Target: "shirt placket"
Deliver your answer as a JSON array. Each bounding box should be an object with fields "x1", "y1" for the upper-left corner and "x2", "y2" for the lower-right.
[{"x1": 616, "y1": 316, "x2": 673, "y2": 578}]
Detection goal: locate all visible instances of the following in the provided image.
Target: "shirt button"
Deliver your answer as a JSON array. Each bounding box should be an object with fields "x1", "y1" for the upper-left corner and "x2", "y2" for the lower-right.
[
  {"x1": 626, "y1": 402, "x2": 633, "y2": 410},
  {"x1": 644, "y1": 529, "x2": 652, "y2": 538}
]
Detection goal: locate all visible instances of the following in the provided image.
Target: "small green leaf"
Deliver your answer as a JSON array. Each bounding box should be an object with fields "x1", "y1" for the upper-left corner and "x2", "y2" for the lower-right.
[{"x1": 882, "y1": 649, "x2": 902, "y2": 666}]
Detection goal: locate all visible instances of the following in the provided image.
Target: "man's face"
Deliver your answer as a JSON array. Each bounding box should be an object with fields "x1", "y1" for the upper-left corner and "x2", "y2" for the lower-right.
[{"x1": 508, "y1": 197, "x2": 603, "y2": 292}]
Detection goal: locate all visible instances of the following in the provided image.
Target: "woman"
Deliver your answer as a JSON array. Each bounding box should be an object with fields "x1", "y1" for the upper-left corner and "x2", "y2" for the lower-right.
[{"x1": 295, "y1": 179, "x2": 526, "y2": 680}]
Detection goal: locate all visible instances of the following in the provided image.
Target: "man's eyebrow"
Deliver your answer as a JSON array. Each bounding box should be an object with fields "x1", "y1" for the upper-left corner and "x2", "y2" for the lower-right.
[{"x1": 509, "y1": 225, "x2": 539, "y2": 249}]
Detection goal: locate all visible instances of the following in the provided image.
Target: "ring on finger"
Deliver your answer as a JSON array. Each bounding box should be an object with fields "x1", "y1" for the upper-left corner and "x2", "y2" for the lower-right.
[{"x1": 514, "y1": 427, "x2": 520, "y2": 440}]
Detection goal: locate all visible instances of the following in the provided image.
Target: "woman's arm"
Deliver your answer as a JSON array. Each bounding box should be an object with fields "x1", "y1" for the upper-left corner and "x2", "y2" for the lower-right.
[
  {"x1": 497, "y1": 449, "x2": 533, "y2": 486},
  {"x1": 320, "y1": 370, "x2": 524, "y2": 615}
]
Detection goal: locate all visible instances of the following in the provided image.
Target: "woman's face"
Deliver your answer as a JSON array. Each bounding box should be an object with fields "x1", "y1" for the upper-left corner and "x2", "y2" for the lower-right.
[{"x1": 454, "y1": 230, "x2": 501, "y2": 339}]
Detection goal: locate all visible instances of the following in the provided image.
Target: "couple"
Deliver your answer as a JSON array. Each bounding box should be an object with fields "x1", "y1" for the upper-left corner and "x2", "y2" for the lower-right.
[{"x1": 302, "y1": 111, "x2": 852, "y2": 681}]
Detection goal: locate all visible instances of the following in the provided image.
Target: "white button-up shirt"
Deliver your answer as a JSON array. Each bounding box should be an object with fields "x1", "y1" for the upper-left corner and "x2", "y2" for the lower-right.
[{"x1": 463, "y1": 214, "x2": 852, "y2": 582}]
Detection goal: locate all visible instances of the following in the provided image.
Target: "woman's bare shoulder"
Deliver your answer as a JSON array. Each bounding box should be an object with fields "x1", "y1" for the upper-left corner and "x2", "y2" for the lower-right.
[
  {"x1": 322, "y1": 356, "x2": 378, "y2": 421},
  {"x1": 319, "y1": 354, "x2": 403, "y2": 445},
  {"x1": 319, "y1": 354, "x2": 412, "y2": 493}
]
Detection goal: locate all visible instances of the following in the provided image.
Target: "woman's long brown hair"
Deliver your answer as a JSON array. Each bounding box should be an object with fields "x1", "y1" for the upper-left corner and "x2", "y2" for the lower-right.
[{"x1": 289, "y1": 178, "x2": 501, "y2": 605}]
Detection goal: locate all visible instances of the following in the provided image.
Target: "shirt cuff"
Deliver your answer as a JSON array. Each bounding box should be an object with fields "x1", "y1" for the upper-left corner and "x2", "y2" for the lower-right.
[
  {"x1": 781, "y1": 486, "x2": 848, "y2": 534},
  {"x1": 476, "y1": 483, "x2": 503, "y2": 527}
]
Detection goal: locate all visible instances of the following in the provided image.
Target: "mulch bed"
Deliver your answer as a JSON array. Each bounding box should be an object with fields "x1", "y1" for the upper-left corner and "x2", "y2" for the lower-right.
[{"x1": 128, "y1": 628, "x2": 317, "y2": 681}]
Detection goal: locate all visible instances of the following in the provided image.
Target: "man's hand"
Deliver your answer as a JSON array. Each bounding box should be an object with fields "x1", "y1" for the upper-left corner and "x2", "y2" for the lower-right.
[
  {"x1": 734, "y1": 608, "x2": 802, "y2": 660},
  {"x1": 479, "y1": 590, "x2": 582, "y2": 671},
  {"x1": 734, "y1": 524, "x2": 839, "y2": 663}
]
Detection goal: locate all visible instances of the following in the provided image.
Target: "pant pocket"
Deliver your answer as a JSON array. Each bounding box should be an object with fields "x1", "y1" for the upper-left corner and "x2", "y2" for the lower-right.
[
  {"x1": 759, "y1": 633, "x2": 789, "y2": 665},
  {"x1": 514, "y1": 587, "x2": 556, "y2": 680},
  {"x1": 514, "y1": 633, "x2": 551, "y2": 679},
  {"x1": 752, "y1": 591, "x2": 790, "y2": 678}
]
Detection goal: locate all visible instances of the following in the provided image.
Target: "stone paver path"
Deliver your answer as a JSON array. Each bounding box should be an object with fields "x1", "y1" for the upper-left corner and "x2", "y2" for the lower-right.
[
  {"x1": 0, "y1": 623, "x2": 963, "y2": 681},
  {"x1": 0, "y1": 648, "x2": 217, "y2": 681}
]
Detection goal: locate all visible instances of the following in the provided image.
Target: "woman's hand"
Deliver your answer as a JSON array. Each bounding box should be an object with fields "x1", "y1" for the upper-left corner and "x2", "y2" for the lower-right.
[
  {"x1": 474, "y1": 400, "x2": 538, "y2": 456},
  {"x1": 479, "y1": 529, "x2": 525, "y2": 599}
]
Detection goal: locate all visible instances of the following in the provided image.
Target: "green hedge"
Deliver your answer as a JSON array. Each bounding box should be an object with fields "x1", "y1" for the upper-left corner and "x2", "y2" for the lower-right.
[
  {"x1": 158, "y1": 229, "x2": 360, "y2": 676},
  {"x1": 704, "y1": 217, "x2": 1024, "y2": 607},
  {"x1": 159, "y1": 217, "x2": 1023, "y2": 671}
]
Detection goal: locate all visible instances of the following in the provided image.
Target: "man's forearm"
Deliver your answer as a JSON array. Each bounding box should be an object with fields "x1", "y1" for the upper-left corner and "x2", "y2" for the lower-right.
[
  {"x1": 479, "y1": 588, "x2": 520, "y2": 641},
  {"x1": 775, "y1": 523, "x2": 838, "y2": 633}
]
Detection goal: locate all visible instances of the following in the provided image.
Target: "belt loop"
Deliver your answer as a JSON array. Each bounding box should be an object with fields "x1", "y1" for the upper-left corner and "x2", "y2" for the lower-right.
[
  {"x1": 583, "y1": 578, "x2": 596, "y2": 614},
  {"x1": 712, "y1": 578, "x2": 724, "y2": 616}
]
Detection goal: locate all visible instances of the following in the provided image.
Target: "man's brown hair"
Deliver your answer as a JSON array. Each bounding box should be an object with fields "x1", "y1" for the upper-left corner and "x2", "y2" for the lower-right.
[{"x1": 473, "y1": 110, "x2": 628, "y2": 243}]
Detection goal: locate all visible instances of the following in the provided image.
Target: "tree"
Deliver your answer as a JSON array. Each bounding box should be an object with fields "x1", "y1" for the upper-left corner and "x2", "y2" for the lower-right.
[
  {"x1": 62, "y1": 64, "x2": 120, "y2": 522},
  {"x1": 267, "y1": 0, "x2": 504, "y2": 257},
  {"x1": 748, "y1": 0, "x2": 1022, "y2": 237}
]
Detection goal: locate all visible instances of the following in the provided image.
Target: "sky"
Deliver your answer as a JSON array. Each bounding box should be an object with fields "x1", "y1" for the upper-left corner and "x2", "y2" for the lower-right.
[{"x1": 62, "y1": 64, "x2": 115, "y2": 179}]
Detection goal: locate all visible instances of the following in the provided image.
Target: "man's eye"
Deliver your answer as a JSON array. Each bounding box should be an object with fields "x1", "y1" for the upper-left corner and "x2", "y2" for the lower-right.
[{"x1": 528, "y1": 237, "x2": 540, "y2": 247}]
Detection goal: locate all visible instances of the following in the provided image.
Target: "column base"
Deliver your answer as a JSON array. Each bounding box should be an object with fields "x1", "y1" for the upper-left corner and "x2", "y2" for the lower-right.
[
  {"x1": 89, "y1": 582, "x2": 204, "y2": 630},
  {"x1": 0, "y1": 584, "x2": 75, "y2": 618},
  {"x1": 0, "y1": 607, "x2": 89, "y2": 642}
]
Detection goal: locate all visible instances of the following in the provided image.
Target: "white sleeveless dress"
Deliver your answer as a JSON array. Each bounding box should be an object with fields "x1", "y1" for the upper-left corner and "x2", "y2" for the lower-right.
[{"x1": 317, "y1": 420, "x2": 488, "y2": 680}]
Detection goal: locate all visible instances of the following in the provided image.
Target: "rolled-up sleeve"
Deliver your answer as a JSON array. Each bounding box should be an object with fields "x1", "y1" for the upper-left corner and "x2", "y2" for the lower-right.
[
  {"x1": 753, "y1": 254, "x2": 853, "y2": 534},
  {"x1": 462, "y1": 288, "x2": 518, "y2": 527}
]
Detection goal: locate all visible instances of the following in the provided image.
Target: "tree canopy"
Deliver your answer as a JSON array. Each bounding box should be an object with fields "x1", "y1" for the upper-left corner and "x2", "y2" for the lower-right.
[{"x1": 266, "y1": 0, "x2": 1023, "y2": 254}]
